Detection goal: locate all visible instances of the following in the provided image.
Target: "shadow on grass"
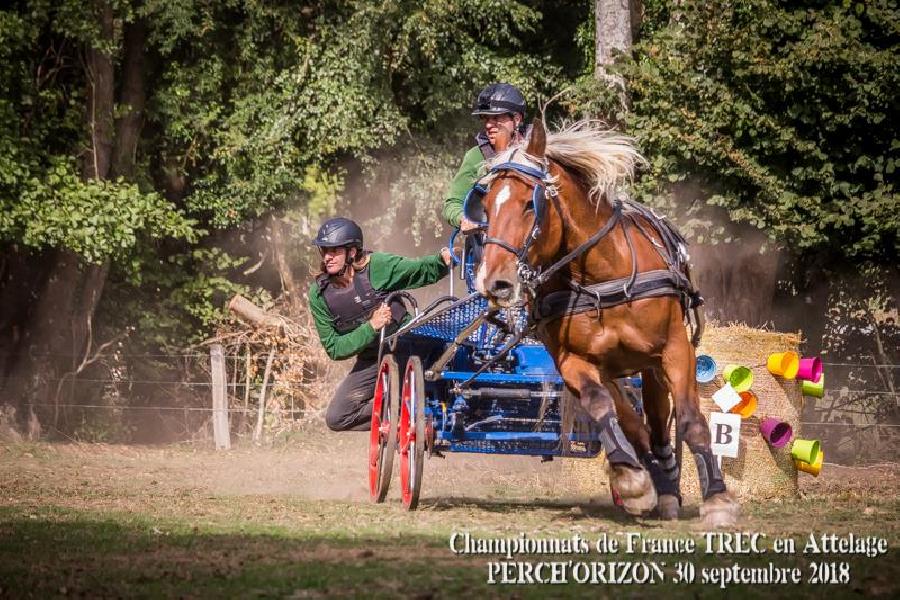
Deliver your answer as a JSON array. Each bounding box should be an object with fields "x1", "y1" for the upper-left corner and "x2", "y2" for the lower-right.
[
  {"x1": 0, "y1": 509, "x2": 481, "y2": 599},
  {"x1": 1, "y1": 506, "x2": 896, "y2": 599},
  {"x1": 419, "y1": 496, "x2": 703, "y2": 523}
]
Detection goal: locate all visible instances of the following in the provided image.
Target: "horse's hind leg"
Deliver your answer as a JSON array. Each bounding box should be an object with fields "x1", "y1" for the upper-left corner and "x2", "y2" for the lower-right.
[
  {"x1": 558, "y1": 352, "x2": 656, "y2": 515},
  {"x1": 660, "y1": 321, "x2": 739, "y2": 528},
  {"x1": 641, "y1": 369, "x2": 681, "y2": 520}
]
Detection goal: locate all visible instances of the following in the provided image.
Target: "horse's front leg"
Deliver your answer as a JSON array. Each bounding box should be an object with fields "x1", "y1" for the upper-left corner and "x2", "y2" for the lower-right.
[
  {"x1": 557, "y1": 352, "x2": 656, "y2": 516},
  {"x1": 660, "y1": 323, "x2": 739, "y2": 528}
]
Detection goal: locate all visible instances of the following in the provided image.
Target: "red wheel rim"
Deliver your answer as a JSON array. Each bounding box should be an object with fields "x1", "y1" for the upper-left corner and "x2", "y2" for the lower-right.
[
  {"x1": 400, "y1": 357, "x2": 425, "y2": 509},
  {"x1": 399, "y1": 366, "x2": 413, "y2": 505},
  {"x1": 368, "y1": 363, "x2": 387, "y2": 499},
  {"x1": 368, "y1": 357, "x2": 397, "y2": 502}
]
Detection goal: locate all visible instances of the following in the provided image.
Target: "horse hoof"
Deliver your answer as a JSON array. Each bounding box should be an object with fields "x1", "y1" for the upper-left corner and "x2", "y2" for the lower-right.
[
  {"x1": 657, "y1": 494, "x2": 680, "y2": 520},
  {"x1": 607, "y1": 463, "x2": 657, "y2": 516},
  {"x1": 700, "y1": 492, "x2": 740, "y2": 528}
]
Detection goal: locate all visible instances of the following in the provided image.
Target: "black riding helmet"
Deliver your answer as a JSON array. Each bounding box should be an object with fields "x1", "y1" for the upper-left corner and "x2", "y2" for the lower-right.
[
  {"x1": 471, "y1": 83, "x2": 527, "y2": 117},
  {"x1": 313, "y1": 217, "x2": 363, "y2": 249}
]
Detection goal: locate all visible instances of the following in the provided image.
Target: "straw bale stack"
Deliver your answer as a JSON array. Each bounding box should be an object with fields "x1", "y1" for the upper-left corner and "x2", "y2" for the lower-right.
[{"x1": 564, "y1": 324, "x2": 804, "y2": 504}]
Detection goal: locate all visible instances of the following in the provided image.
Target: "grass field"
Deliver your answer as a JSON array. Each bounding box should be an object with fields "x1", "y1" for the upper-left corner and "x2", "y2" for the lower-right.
[{"x1": 1, "y1": 424, "x2": 897, "y2": 598}]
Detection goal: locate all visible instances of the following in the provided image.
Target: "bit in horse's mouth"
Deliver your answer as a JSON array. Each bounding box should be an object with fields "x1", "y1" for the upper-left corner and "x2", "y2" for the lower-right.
[
  {"x1": 486, "y1": 297, "x2": 508, "y2": 310},
  {"x1": 486, "y1": 294, "x2": 527, "y2": 311}
]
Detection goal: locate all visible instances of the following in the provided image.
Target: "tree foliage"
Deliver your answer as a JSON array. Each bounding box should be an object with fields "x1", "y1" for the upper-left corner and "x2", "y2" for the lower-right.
[
  {"x1": 0, "y1": 4, "x2": 196, "y2": 263},
  {"x1": 0, "y1": 0, "x2": 894, "y2": 424},
  {"x1": 618, "y1": 0, "x2": 898, "y2": 261},
  {"x1": 0, "y1": 0, "x2": 584, "y2": 355}
]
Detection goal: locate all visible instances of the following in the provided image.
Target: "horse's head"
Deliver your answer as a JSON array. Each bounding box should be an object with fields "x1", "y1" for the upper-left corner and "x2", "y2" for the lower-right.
[{"x1": 469, "y1": 119, "x2": 563, "y2": 307}]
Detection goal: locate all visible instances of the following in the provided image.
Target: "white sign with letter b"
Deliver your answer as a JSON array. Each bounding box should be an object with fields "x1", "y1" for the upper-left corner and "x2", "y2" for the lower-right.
[{"x1": 709, "y1": 411, "x2": 742, "y2": 459}]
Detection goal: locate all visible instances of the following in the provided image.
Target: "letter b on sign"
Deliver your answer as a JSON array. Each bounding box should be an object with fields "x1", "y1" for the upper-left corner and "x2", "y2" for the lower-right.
[
  {"x1": 709, "y1": 412, "x2": 741, "y2": 458},
  {"x1": 715, "y1": 424, "x2": 733, "y2": 446}
]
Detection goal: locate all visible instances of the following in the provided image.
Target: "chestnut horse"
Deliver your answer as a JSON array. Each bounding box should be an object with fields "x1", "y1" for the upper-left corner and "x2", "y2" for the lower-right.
[{"x1": 470, "y1": 119, "x2": 738, "y2": 527}]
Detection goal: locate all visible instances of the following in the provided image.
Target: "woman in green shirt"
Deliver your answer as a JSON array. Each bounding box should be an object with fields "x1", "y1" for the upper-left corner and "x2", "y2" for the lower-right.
[
  {"x1": 442, "y1": 82, "x2": 529, "y2": 232},
  {"x1": 308, "y1": 217, "x2": 452, "y2": 431}
]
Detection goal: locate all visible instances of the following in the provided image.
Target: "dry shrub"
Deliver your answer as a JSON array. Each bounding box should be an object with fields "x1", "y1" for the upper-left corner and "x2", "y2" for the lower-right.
[{"x1": 206, "y1": 299, "x2": 345, "y2": 441}]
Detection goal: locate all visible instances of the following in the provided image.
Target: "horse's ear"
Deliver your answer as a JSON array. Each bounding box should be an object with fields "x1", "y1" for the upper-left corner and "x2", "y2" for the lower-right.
[
  {"x1": 494, "y1": 128, "x2": 510, "y2": 152},
  {"x1": 526, "y1": 118, "x2": 546, "y2": 158}
]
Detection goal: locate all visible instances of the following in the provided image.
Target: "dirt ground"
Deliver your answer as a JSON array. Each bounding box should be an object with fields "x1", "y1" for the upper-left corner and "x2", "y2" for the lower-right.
[{"x1": 1, "y1": 422, "x2": 898, "y2": 598}]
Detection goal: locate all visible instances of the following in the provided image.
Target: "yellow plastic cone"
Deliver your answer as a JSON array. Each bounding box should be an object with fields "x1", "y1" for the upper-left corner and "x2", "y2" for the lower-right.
[
  {"x1": 795, "y1": 449, "x2": 824, "y2": 476},
  {"x1": 767, "y1": 351, "x2": 800, "y2": 379}
]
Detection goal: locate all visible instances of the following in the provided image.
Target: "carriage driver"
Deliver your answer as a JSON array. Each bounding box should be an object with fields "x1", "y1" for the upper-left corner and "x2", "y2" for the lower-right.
[
  {"x1": 308, "y1": 217, "x2": 453, "y2": 431},
  {"x1": 442, "y1": 82, "x2": 528, "y2": 233}
]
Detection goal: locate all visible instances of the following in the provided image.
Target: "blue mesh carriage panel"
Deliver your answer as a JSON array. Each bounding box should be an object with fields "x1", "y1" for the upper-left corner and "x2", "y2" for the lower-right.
[
  {"x1": 406, "y1": 293, "x2": 487, "y2": 344},
  {"x1": 407, "y1": 294, "x2": 537, "y2": 349}
]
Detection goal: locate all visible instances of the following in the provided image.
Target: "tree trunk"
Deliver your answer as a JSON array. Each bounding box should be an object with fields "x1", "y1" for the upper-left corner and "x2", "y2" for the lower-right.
[
  {"x1": 0, "y1": 249, "x2": 55, "y2": 380},
  {"x1": 84, "y1": 1, "x2": 115, "y2": 181},
  {"x1": 0, "y1": 1, "x2": 120, "y2": 434},
  {"x1": 595, "y1": 0, "x2": 633, "y2": 110},
  {"x1": 0, "y1": 250, "x2": 83, "y2": 431},
  {"x1": 269, "y1": 215, "x2": 302, "y2": 313},
  {"x1": 630, "y1": 0, "x2": 643, "y2": 41},
  {"x1": 111, "y1": 19, "x2": 146, "y2": 180}
]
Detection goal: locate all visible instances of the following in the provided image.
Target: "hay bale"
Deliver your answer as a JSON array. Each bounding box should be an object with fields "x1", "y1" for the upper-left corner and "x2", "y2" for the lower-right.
[{"x1": 564, "y1": 324, "x2": 803, "y2": 504}]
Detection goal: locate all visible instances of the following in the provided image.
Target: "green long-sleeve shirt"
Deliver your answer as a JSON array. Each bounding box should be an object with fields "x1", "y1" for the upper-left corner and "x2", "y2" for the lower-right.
[
  {"x1": 308, "y1": 251, "x2": 449, "y2": 361},
  {"x1": 442, "y1": 146, "x2": 485, "y2": 228}
]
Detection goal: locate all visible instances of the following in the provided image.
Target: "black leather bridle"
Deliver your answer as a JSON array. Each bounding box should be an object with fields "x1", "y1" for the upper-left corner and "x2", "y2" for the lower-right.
[
  {"x1": 463, "y1": 157, "x2": 624, "y2": 294},
  {"x1": 463, "y1": 158, "x2": 556, "y2": 286}
]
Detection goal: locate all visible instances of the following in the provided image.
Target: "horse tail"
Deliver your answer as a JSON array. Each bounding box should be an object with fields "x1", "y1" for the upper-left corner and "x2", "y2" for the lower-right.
[
  {"x1": 691, "y1": 304, "x2": 705, "y2": 348},
  {"x1": 684, "y1": 263, "x2": 705, "y2": 347}
]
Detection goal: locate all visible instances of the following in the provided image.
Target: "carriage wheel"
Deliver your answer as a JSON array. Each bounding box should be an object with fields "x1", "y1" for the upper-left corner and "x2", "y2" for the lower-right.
[
  {"x1": 369, "y1": 355, "x2": 399, "y2": 503},
  {"x1": 399, "y1": 356, "x2": 426, "y2": 510}
]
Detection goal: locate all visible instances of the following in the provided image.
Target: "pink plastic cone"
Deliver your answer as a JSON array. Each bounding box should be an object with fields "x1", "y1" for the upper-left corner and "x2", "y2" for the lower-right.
[
  {"x1": 797, "y1": 357, "x2": 823, "y2": 382},
  {"x1": 760, "y1": 417, "x2": 793, "y2": 449}
]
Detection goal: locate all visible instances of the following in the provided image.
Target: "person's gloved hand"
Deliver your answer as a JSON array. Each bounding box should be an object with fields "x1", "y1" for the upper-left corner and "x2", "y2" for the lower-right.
[
  {"x1": 440, "y1": 247, "x2": 453, "y2": 266},
  {"x1": 460, "y1": 217, "x2": 481, "y2": 233},
  {"x1": 369, "y1": 303, "x2": 392, "y2": 331}
]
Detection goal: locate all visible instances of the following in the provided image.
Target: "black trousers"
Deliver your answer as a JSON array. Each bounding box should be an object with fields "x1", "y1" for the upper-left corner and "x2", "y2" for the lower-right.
[
  {"x1": 324, "y1": 357, "x2": 380, "y2": 431},
  {"x1": 324, "y1": 337, "x2": 444, "y2": 432}
]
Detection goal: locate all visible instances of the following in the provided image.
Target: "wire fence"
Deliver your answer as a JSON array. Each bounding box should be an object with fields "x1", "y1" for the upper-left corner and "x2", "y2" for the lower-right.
[
  {"x1": 2, "y1": 350, "x2": 899, "y2": 368},
  {"x1": 4, "y1": 349, "x2": 897, "y2": 457}
]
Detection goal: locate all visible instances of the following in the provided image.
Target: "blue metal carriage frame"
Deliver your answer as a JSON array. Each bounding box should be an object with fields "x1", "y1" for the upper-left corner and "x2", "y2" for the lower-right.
[{"x1": 396, "y1": 307, "x2": 604, "y2": 460}]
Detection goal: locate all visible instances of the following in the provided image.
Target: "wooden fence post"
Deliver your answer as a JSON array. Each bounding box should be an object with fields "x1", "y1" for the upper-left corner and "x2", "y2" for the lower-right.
[{"x1": 210, "y1": 344, "x2": 231, "y2": 450}]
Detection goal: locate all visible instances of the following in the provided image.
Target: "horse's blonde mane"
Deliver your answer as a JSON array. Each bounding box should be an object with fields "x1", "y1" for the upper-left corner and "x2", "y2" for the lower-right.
[
  {"x1": 487, "y1": 119, "x2": 645, "y2": 205},
  {"x1": 546, "y1": 120, "x2": 645, "y2": 201}
]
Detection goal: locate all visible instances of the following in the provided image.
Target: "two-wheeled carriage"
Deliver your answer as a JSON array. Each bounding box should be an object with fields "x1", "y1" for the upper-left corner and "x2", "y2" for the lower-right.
[{"x1": 368, "y1": 235, "x2": 639, "y2": 509}]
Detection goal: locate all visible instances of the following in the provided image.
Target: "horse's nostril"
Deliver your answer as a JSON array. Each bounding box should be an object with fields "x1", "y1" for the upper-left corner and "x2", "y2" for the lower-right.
[{"x1": 489, "y1": 279, "x2": 514, "y2": 299}]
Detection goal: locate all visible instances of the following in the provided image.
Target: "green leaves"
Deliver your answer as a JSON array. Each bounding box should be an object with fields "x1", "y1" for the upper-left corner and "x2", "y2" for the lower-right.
[
  {"x1": 622, "y1": 0, "x2": 898, "y2": 261},
  {"x1": 147, "y1": 0, "x2": 558, "y2": 230},
  {"x1": 3, "y1": 158, "x2": 196, "y2": 264}
]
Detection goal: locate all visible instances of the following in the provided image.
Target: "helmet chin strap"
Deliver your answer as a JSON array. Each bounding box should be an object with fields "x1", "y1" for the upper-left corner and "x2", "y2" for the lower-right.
[{"x1": 336, "y1": 247, "x2": 355, "y2": 278}]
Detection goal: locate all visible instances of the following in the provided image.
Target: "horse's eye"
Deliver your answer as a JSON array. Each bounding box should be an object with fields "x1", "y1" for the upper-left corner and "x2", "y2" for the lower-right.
[{"x1": 524, "y1": 199, "x2": 535, "y2": 213}]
